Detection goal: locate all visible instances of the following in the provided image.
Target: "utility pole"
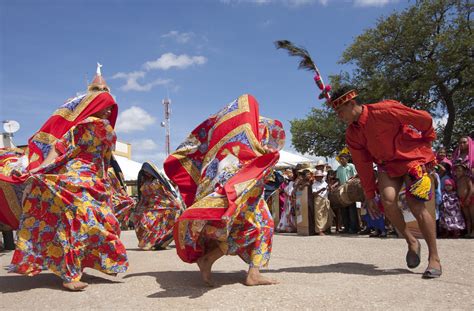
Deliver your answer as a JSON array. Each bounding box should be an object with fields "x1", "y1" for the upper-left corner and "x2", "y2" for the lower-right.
[{"x1": 162, "y1": 98, "x2": 171, "y2": 155}]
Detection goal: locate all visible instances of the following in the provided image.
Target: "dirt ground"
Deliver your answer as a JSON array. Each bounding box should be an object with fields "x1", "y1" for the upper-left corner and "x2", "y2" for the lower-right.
[{"x1": 1, "y1": 230, "x2": 473, "y2": 310}]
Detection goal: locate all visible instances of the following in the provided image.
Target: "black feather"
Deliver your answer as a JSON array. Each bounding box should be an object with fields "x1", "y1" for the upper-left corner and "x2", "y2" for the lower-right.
[{"x1": 274, "y1": 40, "x2": 317, "y2": 73}]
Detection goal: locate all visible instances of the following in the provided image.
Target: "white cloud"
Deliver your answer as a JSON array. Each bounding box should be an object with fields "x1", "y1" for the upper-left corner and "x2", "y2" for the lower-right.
[
  {"x1": 132, "y1": 151, "x2": 169, "y2": 165},
  {"x1": 143, "y1": 53, "x2": 207, "y2": 71},
  {"x1": 130, "y1": 138, "x2": 159, "y2": 151},
  {"x1": 259, "y1": 19, "x2": 273, "y2": 28},
  {"x1": 161, "y1": 30, "x2": 195, "y2": 43},
  {"x1": 115, "y1": 106, "x2": 156, "y2": 133},
  {"x1": 354, "y1": 0, "x2": 396, "y2": 7},
  {"x1": 283, "y1": 0, "x2": 316, "y2": 7},
  {"x1": 112, "y1": 71, "x2": 171, "y2": 92}
]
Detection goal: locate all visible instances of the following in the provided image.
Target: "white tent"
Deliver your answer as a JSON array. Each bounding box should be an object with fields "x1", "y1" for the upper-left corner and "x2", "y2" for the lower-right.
[
  {"x1": 115, "y1": 155, "x2": 142, "y2": 181},
  {"x1": 276, "y1": 150, "x2": 316, "y2": 168}
]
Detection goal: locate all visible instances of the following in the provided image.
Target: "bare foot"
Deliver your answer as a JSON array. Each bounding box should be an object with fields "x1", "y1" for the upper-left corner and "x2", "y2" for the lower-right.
[
  {"x1": 62, "y1": 281, "x2": 88, "y2": 291},
  {"x1": 197, "y1": 256, "x2": 214, "y2": 287},
  {"x1": 245, "y1": 268, "x2": 278, "y2": 286},
  {"x1": 318, "y1": 232, "x2": 326, "y2": 236},
  {"x1": 427, "y1": 257, "x2": 441, "y2": 270}
]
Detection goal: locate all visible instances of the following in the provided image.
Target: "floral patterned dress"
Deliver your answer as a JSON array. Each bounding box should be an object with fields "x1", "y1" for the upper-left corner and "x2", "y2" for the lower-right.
[
  {"x1": 132, "y1": 178, "x2": 184, "y2": 250},
  {"x1": 108, "y1": 168, "x2": 136, "y2": 228},
  {"x1": 165, "y1": 94, "x2": 285, "y2": 268},
  {"x1": 9, "y1": 117, "x2": 128, "y2": 282},
  {"x1": 439, "y1": 191, "x2": 466, "y2": 232}
]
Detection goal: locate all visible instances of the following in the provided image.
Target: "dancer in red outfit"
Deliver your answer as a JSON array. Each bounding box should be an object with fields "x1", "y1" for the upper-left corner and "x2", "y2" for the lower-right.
[{"x1": 331, "y1": 86, "x2": 442, "y2": 278}]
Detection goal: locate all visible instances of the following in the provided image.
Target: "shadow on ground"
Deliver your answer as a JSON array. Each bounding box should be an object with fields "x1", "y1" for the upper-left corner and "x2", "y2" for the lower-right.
[
  {"x1": 123, "y1": 270, "x2": 246, "y2": 299},
  {"x1": 0, "y1": 271, "x2": 122, "y2": 293},
  {"x1": 266, "y1": 262, "x2": 415, "y2": 276},
  {"x1": 123, "y1": 262, "x2": 415, "y2": 299}
]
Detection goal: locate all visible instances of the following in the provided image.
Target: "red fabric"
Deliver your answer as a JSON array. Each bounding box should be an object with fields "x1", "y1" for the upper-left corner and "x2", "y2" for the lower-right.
[
  {"x1": 164, "y1": 94, "x2": 284, "y2": 263},
  {"x1": 0, "y1": 188, "x2": 19, "y2": 228},
  {"x1": 0, "y1": 92, "x2": 118, "y2": 229},
  {"x1": 164, "y1": 94, "x2": 262, "y2": 215},
  {"x1": 346, "y1": 100, "x2": 436, "y2": 200},
  {"x1": 28, "y1": 92, "x2": 117, "y2": 170}
]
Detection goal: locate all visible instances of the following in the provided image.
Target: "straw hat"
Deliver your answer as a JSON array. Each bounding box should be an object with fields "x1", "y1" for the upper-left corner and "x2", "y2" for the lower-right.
[
  {"x1": 295, "y1": 162, "x2": 315, "y2": 173},
  {"x1": 315, "y1": 159, "x2": 327, "y2": 167},
  {"x1": 314, "y1": 169, "x2": 325, "y2": 177}
]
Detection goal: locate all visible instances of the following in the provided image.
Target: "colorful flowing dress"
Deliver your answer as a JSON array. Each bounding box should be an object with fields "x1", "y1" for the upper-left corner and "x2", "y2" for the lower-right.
[
  {"x1": 132, "y1": 162, "x2": 185, "y2": 250},
  {"x1": 164, "y1": 94, "x2": 285, "y2": 267},
  {"x1": 108, "y1": 158, "x2": 136, "y2": 228},
  {"x1": 9, "y1": 117, "x2": 128, "y2": 282},
  {"x1": 276, "y1": 181, "x2": 297, "y2": 233},
  {"x1": 0, "y1": 148, "x2": 26, "y2": 229},
  {"x1": 0, "y1": 92, "x2": 118, "y2": 229},
  {"x1": 439, "y1": 192, "x2": 466, "y2": 232}
]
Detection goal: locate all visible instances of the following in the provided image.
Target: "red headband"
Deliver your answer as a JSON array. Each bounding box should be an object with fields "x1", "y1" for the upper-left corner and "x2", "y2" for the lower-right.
[{"x1": 330, "y1": 90, "x2": 358, "y2": 109}]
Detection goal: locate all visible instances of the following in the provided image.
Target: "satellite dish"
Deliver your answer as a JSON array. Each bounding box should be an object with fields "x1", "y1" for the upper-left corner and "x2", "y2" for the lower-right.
[
  {"x1": 160, "y1": 121, "x2": 166, "y2": 127},
  {"x1": 3, "y1": 120, "x2": 20, "y2": 134}
]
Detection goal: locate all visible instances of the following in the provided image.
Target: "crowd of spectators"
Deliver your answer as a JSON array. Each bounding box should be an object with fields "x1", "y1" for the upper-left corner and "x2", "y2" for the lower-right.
[{"x1": 274, "y1": 135, "x2": 473, "y2": 239}]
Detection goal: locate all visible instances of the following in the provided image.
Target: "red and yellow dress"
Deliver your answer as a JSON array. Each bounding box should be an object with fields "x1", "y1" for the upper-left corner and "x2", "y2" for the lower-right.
[
  {"x1": 133, "y1": 162, "x2": 184, "y2": 250},
  {"x1": 108, "y1": 166, "x2": 136, "y2": 228},
  {"x1": 0, "y1": 92, "x2": 118, "y2": 230},
  {"x1": 9, "y1": 116, "x2": 128, "y2": 282},
  {"x1": 164, "y1": 94, "x2": 285, "y2": 268}
]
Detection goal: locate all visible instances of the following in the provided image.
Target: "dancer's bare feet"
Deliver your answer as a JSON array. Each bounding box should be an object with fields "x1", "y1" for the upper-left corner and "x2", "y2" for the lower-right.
[
  {"x1": 427, "y1": 257, "x2": 442, "y2": 270},
  {"x1": 197, "y1": 256, "x2": 214, "y2": 287},
  {"x1": 62, "y1": 281, "x2": 88, "y2": 291},
  {"x1": 245, "y1": 267, "x2": 278, "y2": 286}
]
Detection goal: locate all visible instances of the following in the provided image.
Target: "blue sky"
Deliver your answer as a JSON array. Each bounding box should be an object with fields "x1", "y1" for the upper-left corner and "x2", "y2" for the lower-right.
[{"x1": 0, "y1": 0, "x2": 412, "y2": 165}]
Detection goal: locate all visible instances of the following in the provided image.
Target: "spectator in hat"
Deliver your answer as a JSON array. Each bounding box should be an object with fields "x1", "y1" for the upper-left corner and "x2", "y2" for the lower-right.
[{"x1": 315, "y1": 159, "x2": 328, "y2": 177}]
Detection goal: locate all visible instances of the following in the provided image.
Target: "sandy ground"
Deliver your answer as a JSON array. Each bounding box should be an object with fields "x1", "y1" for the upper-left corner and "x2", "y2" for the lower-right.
[{"x1": 1, "y1": 230, "x2": 473, "y2": 310}]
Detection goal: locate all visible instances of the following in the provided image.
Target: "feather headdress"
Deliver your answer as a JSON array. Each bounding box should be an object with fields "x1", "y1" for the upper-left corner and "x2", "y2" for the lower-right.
[{"x1": 275, "y1": 40, "x2": 331, "y2": 101}]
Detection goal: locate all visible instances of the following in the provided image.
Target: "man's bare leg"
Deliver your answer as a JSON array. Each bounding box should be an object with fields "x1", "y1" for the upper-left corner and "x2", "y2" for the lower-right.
[
  {"x1": 378, "y1": 173, "x2": 420, "y2": 260},
  {"x1": 196, "y1": 246, "x2": 224, "y2": 286},
  {"x1": 405, "y1": 192, "x2": 441, "y2": 271},
  {"x1": 245, "y1": 267, "x2": 278, "y2": 286}
]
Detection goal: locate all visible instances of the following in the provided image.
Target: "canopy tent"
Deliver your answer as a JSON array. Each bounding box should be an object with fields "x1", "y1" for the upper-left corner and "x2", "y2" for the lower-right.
[
  {"x1": 276, "y1": 150, "x2": 316, "y2": 168},
  {"x1": 114, "y1": 155, "x2": 142, "y2": 181}
]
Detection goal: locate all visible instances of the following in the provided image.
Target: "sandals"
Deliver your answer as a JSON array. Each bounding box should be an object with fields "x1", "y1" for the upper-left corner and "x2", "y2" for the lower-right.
[
  {"x1": 406, "y1": 240, "x2": 421, "y2": 269},
  {"x1": 422, "y1": 266, "x2": 442, "y2": 279}
]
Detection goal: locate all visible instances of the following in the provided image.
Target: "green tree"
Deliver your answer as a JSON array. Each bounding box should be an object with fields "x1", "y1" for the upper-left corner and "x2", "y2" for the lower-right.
[
  {"x1": 290, "y1": 0, "x2": 473, "y2": 155},
  {"x1": 340, "y1": 0, "x2": 473, "y2": 148},
  {"x1": 290, "y1": 108, "x2": 346, "y2": 157}
]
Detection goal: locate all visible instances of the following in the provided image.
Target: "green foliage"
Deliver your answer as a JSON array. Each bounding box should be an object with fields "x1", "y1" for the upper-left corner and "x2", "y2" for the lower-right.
[
  {"x1": 290, "y1": 0, "x2": 473, "y2": 155},
  {"x1": 290, "y1": 108, "x2": 346, "y2": 157},
  {"x1": 340, "y1": 0, "x2": 473, "y2": 147}
]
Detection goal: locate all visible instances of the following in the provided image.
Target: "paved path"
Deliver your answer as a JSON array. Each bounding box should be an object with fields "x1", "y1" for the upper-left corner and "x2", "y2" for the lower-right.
[{"x1": 1, "y1": 231, "x2": 473, "y2": 310}]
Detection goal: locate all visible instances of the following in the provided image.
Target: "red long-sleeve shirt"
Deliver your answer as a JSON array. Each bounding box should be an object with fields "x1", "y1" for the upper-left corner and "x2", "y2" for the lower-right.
[{"x1": 346, "y1": 100, "x2": 436, "y2": 200}]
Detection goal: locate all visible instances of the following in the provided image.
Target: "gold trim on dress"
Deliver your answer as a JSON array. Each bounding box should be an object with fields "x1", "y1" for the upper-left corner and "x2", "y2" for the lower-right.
[
  {"x1": 213, "y1": 94, "x2": 251, "y2": 129},
  {"x1": 53, "y1": 92, "x2": 104, "y2": 121}
]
